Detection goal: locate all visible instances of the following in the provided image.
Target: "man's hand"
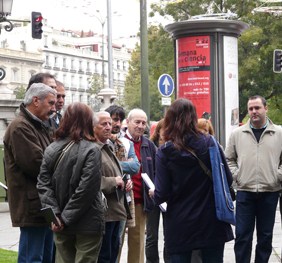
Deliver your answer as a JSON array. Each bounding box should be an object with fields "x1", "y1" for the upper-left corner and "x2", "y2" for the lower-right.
[
  {"x1": 115, "y1": 176, "x2": 125, "y2": 189},
  {"x1": 51, "y1": 216, "x2": 64, "y2": 232},
  {"x1": 125, "y1": 179, "x2": 133, "y2": 192}
]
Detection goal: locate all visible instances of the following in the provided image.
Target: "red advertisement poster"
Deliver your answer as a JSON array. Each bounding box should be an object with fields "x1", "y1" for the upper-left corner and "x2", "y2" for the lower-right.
[{"x1": 177, "y1": 36, "x2": 211, "y2": 118}]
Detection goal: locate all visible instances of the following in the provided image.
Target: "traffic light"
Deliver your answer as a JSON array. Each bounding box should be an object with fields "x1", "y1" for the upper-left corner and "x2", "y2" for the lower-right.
[
  {"x1": 273, "y1": 49, "x2": 282, "y2": 73},
  {"x1": 31, "y1": 12, "x2": 43, "y2": 39}
]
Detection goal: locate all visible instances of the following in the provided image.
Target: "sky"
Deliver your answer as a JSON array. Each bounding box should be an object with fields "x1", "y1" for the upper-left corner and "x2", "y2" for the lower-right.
[{"x1": 11, "y1": 0, "x2": 172, "y2": 45}]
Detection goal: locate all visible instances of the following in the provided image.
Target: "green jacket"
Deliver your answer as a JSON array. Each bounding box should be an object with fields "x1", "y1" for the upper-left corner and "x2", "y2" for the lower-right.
[
  {"x1": 4, "y1": 103, "x2": 52, "y2": 227},
  {"x1": 225, "y1": 118, "x2": 282, "y2": 192}
]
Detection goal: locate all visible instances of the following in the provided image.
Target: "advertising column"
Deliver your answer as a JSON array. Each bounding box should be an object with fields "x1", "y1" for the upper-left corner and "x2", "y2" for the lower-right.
[{"x1": 165, "y1": 19, "x2": 249, "y2": 146}]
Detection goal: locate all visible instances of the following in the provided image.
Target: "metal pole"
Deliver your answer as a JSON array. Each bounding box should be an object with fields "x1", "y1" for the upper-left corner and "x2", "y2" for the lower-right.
[
  {"x1": 140, "y1": 0, "x2": 150, "y2": 119},
  {"x1": 107, "y1": 0, "x2": 113, "y2": 89},
  {"x1": 101, "y1": 21, "x2": 105, "y2": 89}
]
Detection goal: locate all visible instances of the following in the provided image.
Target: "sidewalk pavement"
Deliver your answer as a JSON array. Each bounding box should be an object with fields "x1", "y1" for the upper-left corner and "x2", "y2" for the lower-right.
[{"x1": 0, "y1": 202, "x2": 281, "y2": 262}]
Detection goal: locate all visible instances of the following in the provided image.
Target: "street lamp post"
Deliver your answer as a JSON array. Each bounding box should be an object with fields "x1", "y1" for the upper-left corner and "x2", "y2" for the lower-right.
[
  {"x1": 92, "y1": 4, "x2": 117, "y2": 110},
  {"x1": 107, "y1": 0, "x2": 113, "y2": 90},
  {"x1": 140, "y1": 0, "x2": 150, "y2": 118},
  {"x1": 0, "y1": 0, "x2": 14, "y2": 34},
  {"x1": 94, "y1": 11, "x2": 106, "y2": 90}
]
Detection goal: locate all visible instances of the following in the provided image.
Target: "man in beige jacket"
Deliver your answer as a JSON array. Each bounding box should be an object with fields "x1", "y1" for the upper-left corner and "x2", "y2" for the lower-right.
[{"x1": 225, "y1": 95, "x2": 282, "y2": 263}]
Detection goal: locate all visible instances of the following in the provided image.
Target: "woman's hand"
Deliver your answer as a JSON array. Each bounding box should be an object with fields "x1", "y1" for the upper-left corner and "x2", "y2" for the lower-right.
[{"x1": 148, "y1": 189, "x2": 155, "y2": 198}]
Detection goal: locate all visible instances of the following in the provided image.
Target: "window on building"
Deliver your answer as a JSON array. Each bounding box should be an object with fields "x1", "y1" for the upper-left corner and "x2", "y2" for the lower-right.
[
  {"x1": 71, "y1": 75, "x2": 75, "y2": 87},
  {"x1": 11, "y1": 68, "x2": 19, "y2": 82},
  {"x1": 79, "y1": 60, "x2": 82, "y2": 71},
  {"x1": 117, "y1": 60, "x2": 120, "y2": 70},
  {"x1": 54, "y1": 57, "x2": 58, "y2": 67},
  {"x1": 45, "y1": 55, "x2": 49, "y2": 66},
  {"x1": 95, "y1": 63, "x2": 98, "y2": 73},
  {"x1": 71, "y1": 59, "x2": 75, "y2": 70},
  {"x1": 0, "y1": 39, "x2": 7, "y2": 48},
  {"x1": 44, "y1": 35, "x2": 48, "y2": 47},
  {"x1": 87, "y1": 61, "x2": 90, "y2": 72},
  {"x1": 63, "y1": 74, "x2": 67, "y2": 84},
  {"x1": 123, "y1": 61, "x2": 126, "y2": 71},
  {"x1": 63, "y1": 58, "x2": 66, "y2": 68}
]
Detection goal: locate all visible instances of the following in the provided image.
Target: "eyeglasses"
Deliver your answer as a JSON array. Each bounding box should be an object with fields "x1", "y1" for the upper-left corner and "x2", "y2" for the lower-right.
[{"x1": 57, "y1": 95, "x2": 66, "y2": 99}]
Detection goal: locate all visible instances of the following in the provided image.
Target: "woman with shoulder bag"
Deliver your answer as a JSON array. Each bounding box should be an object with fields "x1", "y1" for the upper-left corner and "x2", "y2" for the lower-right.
[{"x1": 151, "y1": 98, "x2": 234, "y2": 263}]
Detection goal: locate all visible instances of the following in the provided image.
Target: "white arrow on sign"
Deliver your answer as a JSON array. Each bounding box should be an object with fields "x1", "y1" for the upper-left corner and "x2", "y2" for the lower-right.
[
  {"x1": 162, "y1": 76, "x2": 170, "y2": 95},
  {"x1": 158, "y1": 74, "x2": 174, "y2": 97}
]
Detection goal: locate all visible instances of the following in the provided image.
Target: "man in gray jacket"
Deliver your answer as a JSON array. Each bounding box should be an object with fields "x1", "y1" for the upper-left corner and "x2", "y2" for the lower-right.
[{"x1": 225, "y1": 95, "x2": 282, "y2": 263}]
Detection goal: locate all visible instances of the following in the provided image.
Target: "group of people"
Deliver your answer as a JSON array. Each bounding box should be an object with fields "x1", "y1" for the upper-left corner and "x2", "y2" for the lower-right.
[{"x1": 3, "y1": 71, "x2": 282, "y2": 263}]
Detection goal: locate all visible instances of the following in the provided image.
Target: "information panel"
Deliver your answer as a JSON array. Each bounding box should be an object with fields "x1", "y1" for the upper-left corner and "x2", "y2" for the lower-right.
[
  {"x1": 223, "y1": 36, "x2": 239, "y2": 144},
  {"x1": 176, "y1": 35, "x2": 211, "y2": 118}
]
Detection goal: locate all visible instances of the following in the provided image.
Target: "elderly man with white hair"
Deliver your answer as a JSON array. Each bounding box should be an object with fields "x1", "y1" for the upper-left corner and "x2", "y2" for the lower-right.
[{"x1": 124, "y1": 108, "x2": 157, "y2": 263}]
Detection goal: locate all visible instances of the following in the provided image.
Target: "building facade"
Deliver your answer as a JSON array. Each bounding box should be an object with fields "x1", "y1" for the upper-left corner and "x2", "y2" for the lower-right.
[{"x1": 0, "y1": 21, "x2": 132, "y2": 108}]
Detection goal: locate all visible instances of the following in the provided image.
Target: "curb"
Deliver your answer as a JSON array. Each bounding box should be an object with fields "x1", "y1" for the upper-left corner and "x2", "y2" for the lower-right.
[{"x1": 0, "y1": 202, "x2": 9, "y2": 213}]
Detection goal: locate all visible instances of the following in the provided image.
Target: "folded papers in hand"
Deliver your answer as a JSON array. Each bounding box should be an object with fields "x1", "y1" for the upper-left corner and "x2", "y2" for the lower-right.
[{"x1": 141, "y1": 173, "x2": 167, "y2": 212}]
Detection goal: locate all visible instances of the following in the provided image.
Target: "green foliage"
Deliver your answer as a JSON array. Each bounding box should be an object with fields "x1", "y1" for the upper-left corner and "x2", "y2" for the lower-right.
[
  {"x1": 149, "y1": 0, "x2": 210, "y2": 21},
  {"x1": 266, "y1": 96, "x2": 282, "y2": 124},
  {"x1": 14, "y1": 85, "x2": 26, "y2": 99},
  {"x1": 0, "y1": 249, "x2": 18, "y2": 263},
  {"x1": 238, "y1": 12, "x2": 282, "y2": 121},
  {"x1": 145, "y1": 0, "x2": 282, "y2": 123},
  {"x1": 89, "y1": 73, "x2": 103, "y2": 95},
  {"x1": 88, "y1": 73, "x2": 103, "y2": 111},
  {"x1": 124, "y1": 26, "x2": 174, "y2": 121}
]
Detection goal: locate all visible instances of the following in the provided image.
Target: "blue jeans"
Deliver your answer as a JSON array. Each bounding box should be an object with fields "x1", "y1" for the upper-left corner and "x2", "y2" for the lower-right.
[
  {"x1": 18, "y1": 226, "x2": 53, "y2": 263},
  {"x1": 98, "y1": 221, "x2": 120, "y2": 263},
  {"x1": 234, "y1": 191, "x2": 279, "y2": 263},
  {"x1": 169, "y1": 244, "x2": 224, "y2": 263}
]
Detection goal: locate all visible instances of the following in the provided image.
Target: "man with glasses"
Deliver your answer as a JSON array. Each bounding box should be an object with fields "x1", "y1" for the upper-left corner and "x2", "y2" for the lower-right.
[{"x1": 225, "y1": 95, "x2": 282, "y2": 263}]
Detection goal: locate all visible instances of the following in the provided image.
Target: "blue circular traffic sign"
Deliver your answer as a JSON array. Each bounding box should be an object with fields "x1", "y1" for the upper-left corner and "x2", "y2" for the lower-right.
[{"x1": 158, "y1": 74, "x2": 174, "y2": 97}]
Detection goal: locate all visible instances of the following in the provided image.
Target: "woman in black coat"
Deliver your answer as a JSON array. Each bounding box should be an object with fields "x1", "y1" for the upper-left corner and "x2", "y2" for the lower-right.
[{"x1": 153, "y1": 98, "x2": 234, "y2": 263}]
